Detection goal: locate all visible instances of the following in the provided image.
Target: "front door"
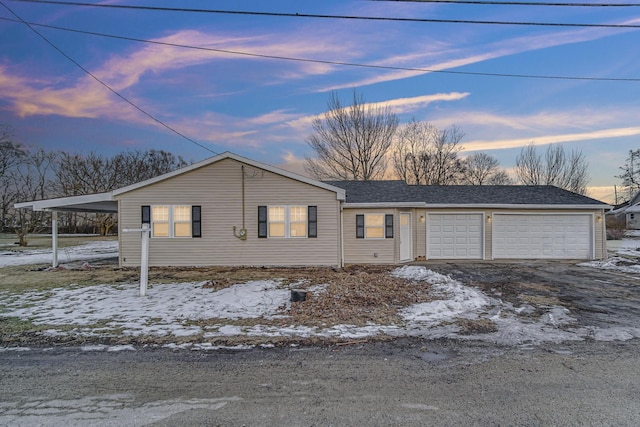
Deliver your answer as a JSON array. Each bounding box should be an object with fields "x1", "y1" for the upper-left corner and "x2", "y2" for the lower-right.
[{"x1": 399, "y1": 213, "x2": 412, "y2": 262}]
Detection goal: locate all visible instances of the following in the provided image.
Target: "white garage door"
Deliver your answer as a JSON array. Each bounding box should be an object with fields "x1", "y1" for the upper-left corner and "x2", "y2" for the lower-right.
[
  {"x1": 427, "y1": 213, "x2": 483, "y2": 259},
  {"x1": 493, "y1": 214, "x2": 592, "y2": 259}
]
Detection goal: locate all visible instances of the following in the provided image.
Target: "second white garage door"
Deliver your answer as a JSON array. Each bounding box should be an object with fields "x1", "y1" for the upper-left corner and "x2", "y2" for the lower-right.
[
  {"x1": 493, "y1": 214, "x2": 592, "y2": 259},
  {"x1": 427, "y1": 213, "x2": 483, "y2": 259}
]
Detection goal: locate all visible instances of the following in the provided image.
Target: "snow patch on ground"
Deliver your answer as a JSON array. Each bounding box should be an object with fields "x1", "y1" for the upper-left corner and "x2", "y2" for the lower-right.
[
  {"x1": 0, "y1": 240, "x2": 118, "y2": 267},
  {"x1": 1, "y1": 280, "x2": 290, "y2": 338},
  {"x1": 2, "y1": 239, "x2": 640, "y2": 349}
]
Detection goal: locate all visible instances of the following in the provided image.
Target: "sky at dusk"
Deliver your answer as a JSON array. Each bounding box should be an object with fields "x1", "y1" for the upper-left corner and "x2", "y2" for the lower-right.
[{"x1": 1, "y1": 0, "x2": 639, "y2": 203}]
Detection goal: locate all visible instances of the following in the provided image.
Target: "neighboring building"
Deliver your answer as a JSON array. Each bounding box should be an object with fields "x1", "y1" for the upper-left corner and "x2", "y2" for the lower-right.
[
  {"x1": 608, "y1": 190, "x2": 640, "y2": 230},
  {"x1": 16, "y1": 152, "x2": 610, "y2": 267}
]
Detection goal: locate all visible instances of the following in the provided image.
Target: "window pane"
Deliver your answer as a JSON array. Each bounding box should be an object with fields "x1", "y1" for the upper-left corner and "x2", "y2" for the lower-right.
[
  {"x1": 173, "y1": 206, "x2": 191, "y2": 221},
  {"x1": 367, "y1": 214, "x2": 384, "y2": 226},
  {"x1": 174, "y1": 222, "x2": 191, "y2": 237},
  {"x1": 153, "y1": 223, "x2": 169, "y2": 237},
  {"x1": 366, "y1": 227, "x2": 384, "y2": 238},
  {"x1": 290, "y1": 222, "x2": 307, "y2": 237},
  {"x1": 365, "y1": 214, "x2": 385, "y2": 238},
  {"x1": 152, "y1": 206, "x2": 169, "y2": 221},
  {"x1": 290, "y1": 206, "x2": 307, "y2": 222},
  {"x1": 269, "y1": 223, "x2": 285, "y2": 237},
  {"x1": 268, "y1": 207, "x2": 285, "y2": 222}
]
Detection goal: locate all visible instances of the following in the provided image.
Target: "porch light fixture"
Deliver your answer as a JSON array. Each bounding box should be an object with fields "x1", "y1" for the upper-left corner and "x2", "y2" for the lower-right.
[
  {"x1": 487, "y1": 215, "x2": 492, "y2": 222},
  {"x1": 419, "y1": 215, "x2": 425, "y2": 223},
  {"x1": 596, "y1": 215, "x2": 602, "y2": 222}
]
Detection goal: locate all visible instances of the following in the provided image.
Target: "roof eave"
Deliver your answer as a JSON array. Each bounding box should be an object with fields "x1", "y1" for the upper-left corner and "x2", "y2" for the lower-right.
[
  {"x1": 343, "y1": 202, "x2": 611, "y2": 209},
  {"x1": 14, "y1": 192, "x2": 116, "y2": 213}
]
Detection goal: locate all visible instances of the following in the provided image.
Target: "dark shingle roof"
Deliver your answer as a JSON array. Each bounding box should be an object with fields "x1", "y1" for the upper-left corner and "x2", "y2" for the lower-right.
[{"x1": 324, "y1": 180, "x2": 608, "y2": 206}]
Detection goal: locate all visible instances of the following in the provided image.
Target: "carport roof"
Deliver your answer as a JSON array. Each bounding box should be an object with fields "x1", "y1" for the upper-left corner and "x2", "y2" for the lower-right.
[
  {"x1": 325, "y1": 181, "x2": 610, "y2": 208},
  {"x1": 14, "y1": 192, "x2": 117, "y2": 213}
]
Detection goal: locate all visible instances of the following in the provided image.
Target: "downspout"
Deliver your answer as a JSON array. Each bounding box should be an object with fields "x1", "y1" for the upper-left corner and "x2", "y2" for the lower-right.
[
  {"x1": 233, "y1": 165, "x2": 248, "y2": 240},
  {"x1": 340, "y1": 204, "x2": 345, "y2": 268}
]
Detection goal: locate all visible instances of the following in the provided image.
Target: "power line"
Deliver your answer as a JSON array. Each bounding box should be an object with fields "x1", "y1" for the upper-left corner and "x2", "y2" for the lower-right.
[
  {"x1": 7, "y1": 0, "x2": 640, "y2": 28},
  {"x1": 1, "y1": 16, "x2": 638, "y2": 83},
  {"x1": 368, "y1": 0, "x2": 640, "y2": 6},
  {"x1": 0, "y1": 2, "x2": 217, "y2": 155}
]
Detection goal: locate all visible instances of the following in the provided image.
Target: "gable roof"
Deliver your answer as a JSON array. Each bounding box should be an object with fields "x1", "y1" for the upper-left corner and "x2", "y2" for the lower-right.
[
  {"x1": 325, "y1": 180, "x2": 610, "y2": 208},
  {"x1": 114, "y1": 151, "x2": 345, "y2": 200},
  {"x1": 16, "y1": 152, "x2": 346, "y2": 212}
]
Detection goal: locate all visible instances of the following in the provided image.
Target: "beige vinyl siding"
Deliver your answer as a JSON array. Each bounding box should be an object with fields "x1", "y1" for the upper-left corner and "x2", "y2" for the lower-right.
[
  {"x1": 117, "y1": 158, "x2": 341, "y2": 267},
  {"x1": 343, "y1": 209, "x2": 396, "y2": 264}
]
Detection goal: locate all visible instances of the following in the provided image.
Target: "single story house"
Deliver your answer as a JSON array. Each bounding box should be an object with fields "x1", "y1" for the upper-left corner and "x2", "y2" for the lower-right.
[
  {"x1": 607, "y1": 189, "x2": 640, "y2": 230},
  {"x1": 16, "y1": 152, "x2": 610, "y2": 267}
]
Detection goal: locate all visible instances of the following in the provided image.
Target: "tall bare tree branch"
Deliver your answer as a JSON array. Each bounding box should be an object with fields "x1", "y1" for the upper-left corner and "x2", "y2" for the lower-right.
[{"x1": 305, "y1": 91, "x2": 398, "y2": 180}]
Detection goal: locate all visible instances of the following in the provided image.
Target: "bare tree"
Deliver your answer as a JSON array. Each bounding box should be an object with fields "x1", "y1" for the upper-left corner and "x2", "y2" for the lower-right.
[
  {"x1": 0, "y1": 125, "x2": 27, "y2": 231},
  {"x1": 392, "y1": 120, "x2": 466, "y2": 185},
  {"x1": 617, "y1": 149, "x2": 640, "y2": 200},
  {"x1": 515, "y1": 143, "x2": 589, "y2": 194},
  {"x1": 305, "y1": 91, "x2": 398, "y2": 180},
  {"x1": 9, "y1": 148, "x2": 57, "y2": 246},
  {"x1": 462, "y1": 152, "x2": 513, "y2": 185},
  {"x1": 392, "y1": 118, "x2": 438, "y2": 184},
  {"x1": 486, "y1": 169, "x2": 514, "y2": 185},
  {"x1": 54, "y1": 150, "x2": 189, "y2": 235}
]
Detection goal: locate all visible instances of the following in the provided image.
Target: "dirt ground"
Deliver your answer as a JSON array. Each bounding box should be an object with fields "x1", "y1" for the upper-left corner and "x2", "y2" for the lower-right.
[
  {"x1": 420, "y1": 259, "x2": 640, "y2": 331},
  {"x1": 2, "y1": 258, "x2": 640, "y2": 347}
]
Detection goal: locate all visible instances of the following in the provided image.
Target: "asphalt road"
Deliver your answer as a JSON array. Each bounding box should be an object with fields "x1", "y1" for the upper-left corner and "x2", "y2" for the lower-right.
[{"x1": 2, "y1": 338, "x2": 640, "y2": 426}]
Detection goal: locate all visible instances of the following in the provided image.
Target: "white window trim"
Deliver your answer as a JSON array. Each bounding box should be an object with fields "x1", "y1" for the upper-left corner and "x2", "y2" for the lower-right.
[
  {"x1": 268, "y1": 205, "x2": 307, "y2": 238},
  {"x1": 152, "y1": 205, "x2": 192, "y2": 238},
  {"x1": 364, "y1": 213, "x2": 386, "y2": 240}
]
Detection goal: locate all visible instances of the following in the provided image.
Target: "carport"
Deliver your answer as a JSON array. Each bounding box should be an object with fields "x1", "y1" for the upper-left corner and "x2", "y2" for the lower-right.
[{"x1": 14, "y1": 193, "x2": 117, "y2": 267}]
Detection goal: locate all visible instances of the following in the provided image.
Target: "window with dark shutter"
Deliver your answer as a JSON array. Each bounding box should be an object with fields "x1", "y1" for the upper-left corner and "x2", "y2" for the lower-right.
[
  {"x1": 192, "y1": 206, "x2": 202, "y2": 238},
  {"x1": 141, "y1": 205, "x2": 150, "y2": 224},
  {"x1": 385, "y1": 214, "x2": 394, "y2": 238},
  {"x1": 308, "y1": 206, "x2": 317, "y2": 238},
  {"x1": 356, "y1": 214, "x2": 365, "y2": 239},
  {"x1": 258, "y1": 206, "x2": 267, "y2": 238}
]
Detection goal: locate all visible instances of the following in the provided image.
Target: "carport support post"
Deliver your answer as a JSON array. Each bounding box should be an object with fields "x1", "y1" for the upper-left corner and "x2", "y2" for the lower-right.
[{"x1": 51, "y1": 211, "x2": 58, "y2": 268}]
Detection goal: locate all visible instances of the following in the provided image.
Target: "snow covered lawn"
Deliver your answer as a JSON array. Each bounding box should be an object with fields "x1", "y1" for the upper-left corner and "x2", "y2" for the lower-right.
[{"x1": 1, "y1": 237, "x2": 640, "y2": 350}]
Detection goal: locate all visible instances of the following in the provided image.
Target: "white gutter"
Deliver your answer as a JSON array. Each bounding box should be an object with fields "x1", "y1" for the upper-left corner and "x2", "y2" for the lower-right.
[{"x1": 343, "y1": 202, "x2": 611, "y2": 210}]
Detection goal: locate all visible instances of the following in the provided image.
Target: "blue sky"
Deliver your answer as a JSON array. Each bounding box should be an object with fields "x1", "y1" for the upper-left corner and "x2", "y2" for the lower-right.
[{"x1": 1, "y1": 0, "x2": 639, "y2": 203}]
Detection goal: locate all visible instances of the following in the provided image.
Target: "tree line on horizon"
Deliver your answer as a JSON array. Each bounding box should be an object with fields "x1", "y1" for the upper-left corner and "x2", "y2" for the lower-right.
[
  {"x1": 1, "y1": 124, "x2": 188, "y2": 245},
  {"x1": 305, "y1": 90, "x2": 590, "y2": 194}
]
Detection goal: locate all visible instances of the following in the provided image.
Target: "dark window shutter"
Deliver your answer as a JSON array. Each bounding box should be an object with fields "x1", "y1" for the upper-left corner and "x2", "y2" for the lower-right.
[
  {"x1": 192, "y1": 206, "x2": 202, "y2": 238},
  {"x1": 308, "y1": 206, "x2": 317, "y2": 238},
  {"x1": 356, "y1": 214, "x2": 364, "y2": 239},
  {"x1": 258, "y1": 206, "x2": 267, "y2": 238},
  {"x1": 141, "y1": 205, "x2": 150, "y2": 224},
  {"x1": 385, "y1": 214, "x2": 394, "y2": 238}
]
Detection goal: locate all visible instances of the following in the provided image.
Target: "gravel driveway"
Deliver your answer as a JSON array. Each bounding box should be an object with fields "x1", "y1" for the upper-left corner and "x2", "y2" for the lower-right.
[{"x1": 423, "y1": 260, "x2": 640, "y2": 334}]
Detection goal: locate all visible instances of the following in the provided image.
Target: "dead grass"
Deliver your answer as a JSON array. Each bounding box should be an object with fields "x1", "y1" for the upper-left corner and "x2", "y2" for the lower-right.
[
  {"x1": 0, "y1": 263, "x2": 436, "y2": 346},
  {"x1": 519, "y1": 294, "x2": 562, "y2": 306},
  {"x1": 454, "y1": 318, "x2": 498, "y2": 335},
  {"x1": 285, "y1": 265, "x2": 434, "y2": 326}
]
